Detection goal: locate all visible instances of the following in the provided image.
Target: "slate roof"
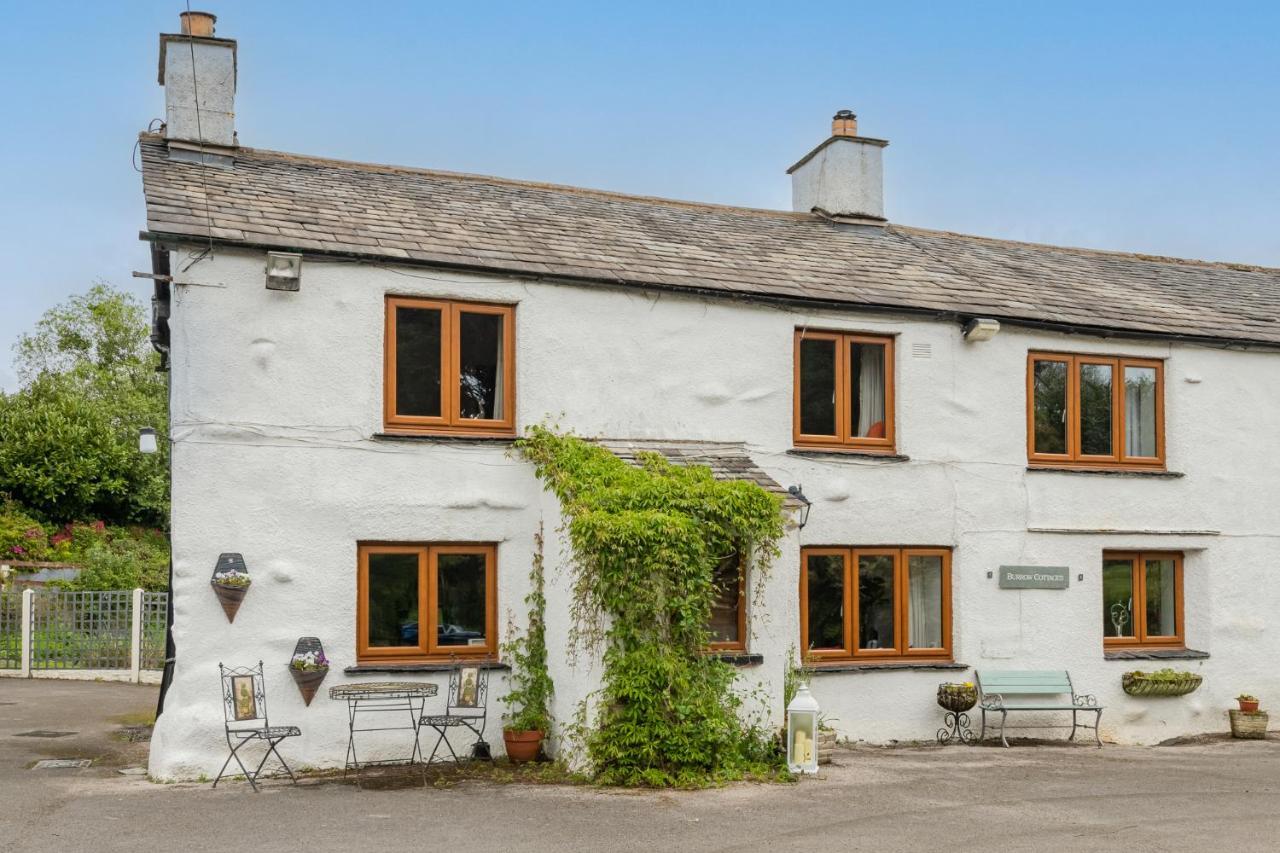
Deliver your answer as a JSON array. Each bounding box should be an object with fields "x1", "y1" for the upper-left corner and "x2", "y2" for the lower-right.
[
  {"x1": 595, "y1": 439, "x2": 801, "y2": 507},
  {"x1": 139, "y1": 134, "x2": 1280, "y2": 346}
]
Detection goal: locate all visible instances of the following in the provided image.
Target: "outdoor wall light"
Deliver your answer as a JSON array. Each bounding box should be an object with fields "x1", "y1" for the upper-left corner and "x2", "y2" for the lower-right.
[
  {"x1": 787, "y1": 485, "x2": 813, "y2": 529},
  {"x1": 138, "y1": 427, "x2": 158, "y2": 454},
  {"x1": 962, "y1": 317, "x2": 1001, "y2": 342},
  {"x1": 786, "y1": 682, "x2": 821, "y2": 775},
  {"x1": 265, "y1": 251, "x2": 303, "y2": 291}
]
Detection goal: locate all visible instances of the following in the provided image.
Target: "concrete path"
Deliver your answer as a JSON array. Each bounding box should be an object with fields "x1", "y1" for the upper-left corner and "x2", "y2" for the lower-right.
[{"x1": 3, "y1": 678, "x2": 1279, "y2": 852}]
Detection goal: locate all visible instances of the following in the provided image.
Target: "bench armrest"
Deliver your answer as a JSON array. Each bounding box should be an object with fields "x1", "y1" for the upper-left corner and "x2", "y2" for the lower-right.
[
  {"x1": 980, "y1": 693, "x2": 1005, "y2": 711},
  {"x1": 1072, "y1": 693, "x2": 1099, "y2": 707}
]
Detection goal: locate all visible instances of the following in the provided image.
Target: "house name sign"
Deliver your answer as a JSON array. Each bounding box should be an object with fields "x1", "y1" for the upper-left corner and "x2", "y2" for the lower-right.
[{"x1": 998, "y1": 566, "x2": 1070, "y2": 590}]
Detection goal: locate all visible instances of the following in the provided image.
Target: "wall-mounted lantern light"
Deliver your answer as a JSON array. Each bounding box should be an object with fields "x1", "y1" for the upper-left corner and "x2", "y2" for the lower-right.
[
  {"x1": 962, "y1": 317, "x2": 1000, "y2": 342},
  {"x1": 787, "y1": 485, "x2": 812, "y2": 529},
  {"x1": 787, "y1": 682, "x2": 821, "y2": 775},
  {"x1": 265, "y1": 251, "x2": 303, "y2": 291},
  {"x1": 138, "y1": 427, "x2": 158, "y2": 454}
]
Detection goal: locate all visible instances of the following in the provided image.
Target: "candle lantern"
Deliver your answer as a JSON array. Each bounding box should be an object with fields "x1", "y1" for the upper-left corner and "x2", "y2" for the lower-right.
[{"x1": 787, "y1": 683, "x2": 821, "y2": 774}]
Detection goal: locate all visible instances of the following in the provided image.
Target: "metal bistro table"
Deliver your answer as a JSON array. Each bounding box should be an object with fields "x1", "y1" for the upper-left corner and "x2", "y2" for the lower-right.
[{"x1": 329, "y1": 682, "x2": 439, "y2": 779}]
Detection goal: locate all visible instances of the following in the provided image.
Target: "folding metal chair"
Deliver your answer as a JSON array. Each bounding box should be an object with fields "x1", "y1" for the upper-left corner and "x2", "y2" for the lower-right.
[
  {"x1": 420, "y1": 663, "x2": 492, "y2": 764},
  {"x1": 213, "y1": 661, "x2": 302, "y2": 791}
]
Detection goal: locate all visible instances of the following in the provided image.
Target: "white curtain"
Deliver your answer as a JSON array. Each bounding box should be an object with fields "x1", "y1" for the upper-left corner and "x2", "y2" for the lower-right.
[
  {"x1": 908, "y1": 557, "x2": 941, "y2": 649},
  {"x1": 491, "y1": 319, "x2": 505, "y2": 420},
  {"x1": 856, "y1": 345, "x2": 886, "y2": 437},
  {"x1": 1125, "y1": 368, "x2": 1155, "y2": 456}
]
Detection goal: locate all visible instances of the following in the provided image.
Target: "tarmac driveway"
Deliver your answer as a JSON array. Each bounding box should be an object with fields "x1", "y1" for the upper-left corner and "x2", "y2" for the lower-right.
[{"x1": 2, "y1": 678, "x2": 1279, "y2": 852}]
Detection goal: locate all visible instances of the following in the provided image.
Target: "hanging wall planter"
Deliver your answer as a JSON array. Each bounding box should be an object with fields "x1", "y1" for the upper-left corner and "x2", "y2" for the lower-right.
[
  {"x1": 210, "y1": 553, "x2": 252, "y2": 623},
  {"x1": 288, "y1": 637, "x2": 330, "y2": 706},
  {"x1": 1121, "y1": 670, "x2": 1203, "y2": 698}
]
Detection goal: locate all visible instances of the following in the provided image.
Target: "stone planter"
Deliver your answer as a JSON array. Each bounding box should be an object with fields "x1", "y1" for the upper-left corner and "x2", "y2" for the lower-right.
[
  {"x1": 1229, "y1": 709, "x2": 1269, "y2": 739},
  {"x1": 817, "y1": 728, "x2": 837, "y2": 765}
]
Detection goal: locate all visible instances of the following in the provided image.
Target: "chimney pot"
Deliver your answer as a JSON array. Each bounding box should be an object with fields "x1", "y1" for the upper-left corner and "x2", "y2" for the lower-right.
[
  {"x1": 831, "y1": 109, "x2": 858, "y2": 138},
  {"x1": 179, "y1": 10, "x2": 217, "y2": 37}
]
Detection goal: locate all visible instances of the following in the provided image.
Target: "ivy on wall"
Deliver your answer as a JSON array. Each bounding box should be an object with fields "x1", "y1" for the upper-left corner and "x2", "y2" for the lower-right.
[{"x1": 517, "y1": 426, "x2": 786, "y2": 786}]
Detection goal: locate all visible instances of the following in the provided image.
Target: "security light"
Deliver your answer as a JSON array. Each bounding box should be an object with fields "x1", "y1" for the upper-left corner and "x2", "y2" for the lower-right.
[
  {"x1": 265, "y1": 252, "x2": 303, "y2": 291},
  {"x1": 139, "y1": 427, "x2": 158, "y2": 454},
  {"x1": 962, "y1": 318, "x2": 1000, "y2": 342}
]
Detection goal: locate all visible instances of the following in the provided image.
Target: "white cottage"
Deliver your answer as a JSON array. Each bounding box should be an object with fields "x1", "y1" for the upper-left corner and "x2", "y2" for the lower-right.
[{"x1": 140, "y1": 14, "x2": 1280, "y2": 779}]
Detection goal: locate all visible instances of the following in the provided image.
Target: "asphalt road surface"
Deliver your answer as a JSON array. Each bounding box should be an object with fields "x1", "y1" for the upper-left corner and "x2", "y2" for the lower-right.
[{"x1": 3, "y1": 678, "x2": 1278, "y2": 852}]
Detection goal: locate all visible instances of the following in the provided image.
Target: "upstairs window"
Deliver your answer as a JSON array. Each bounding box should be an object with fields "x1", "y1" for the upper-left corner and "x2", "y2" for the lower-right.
[
  {"x1": 800, "y1": 547, "x2": 951, "y2": 662},
  {"x1": 1027, "y1": 353, "x2": 1163, "y2": 468},
  {"x1": 1102, "y1": 551, "x2": 1183, "y2": 647},
  {"x1": 385, "y1": 297, "x2": 514, "y2": 435},
  {"x1": 794, "y1": 330, "x2": 895, "y2": 452}
]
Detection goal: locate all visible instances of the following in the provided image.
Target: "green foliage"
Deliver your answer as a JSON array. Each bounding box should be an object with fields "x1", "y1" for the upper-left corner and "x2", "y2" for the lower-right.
[
  {"x1": 65, "y1": 526, "x2": 169, "y2": 591},
  {"x1": 0, "y1": 283, "x2": 168, "y2": 526},
  {"x1": 516, "y1": 426, "x2": 786, "y2": 786},
  {"x1": 502, "y1": 526, "x2": 555, "y2": 734},
  {"x1": 1125, "y1": 669, "x2": 1199, "y2": 683},
  {"x1": 0, "y1": 499, "x2": 56, "y2": 562}
]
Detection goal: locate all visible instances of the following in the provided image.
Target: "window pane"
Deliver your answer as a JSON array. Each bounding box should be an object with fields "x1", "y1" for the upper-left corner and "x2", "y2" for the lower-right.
[
  {"x1": 850, "y1": 341, "x2": 887, "y2": 438},
  {"x1": 799, "y1": 338, "x2": 837, "y2": 436},
  {"x1": 857, "y1": 554, "x2": 895, "y2": 651},
  {"x1": 806, "y1": 554, "x2": 845, "y2": 650},
  {"x1": 458, "y1": 312, "x2": 504, "y2": 420},
  {"x1": 1032, "y1": 360, "x2": 1068, "y2": 454},
  {"x1": 1125, "y1": 366, "x2": 1158, "y2": 457},
  {"x1": 1080, "y1": 362, "x2": 1113, "y2": 456},
  {"x1": 395, "y1": 307, "x2": 443, "y2": 417},
  {"x1": 437, "y1": 553, "x2": 488, "y2": 647},
  {"x1": 1145, "y1": 558, "x2": 1178, "y2": 637},
  {"x1": 368, "y1": 552, "x2": 419, "y2": 647},
  {"x1": 708, "y1": 554, "x2": 742, "y2": 644},
  {"x1": 907, "y1": 555, "x2": 943, "y2": 649},
  {"x1": 1102, "y1": 558, "x2": 1135, "y2": 638}
]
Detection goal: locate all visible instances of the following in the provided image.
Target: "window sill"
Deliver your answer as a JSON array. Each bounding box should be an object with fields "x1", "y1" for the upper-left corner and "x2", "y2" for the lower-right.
[
  {"x1": 1026, "y1": 465, "x2": 1182, "y2": 478},
  {"x1": 374, "y1": 432, "x2": 516, "y2": 445},
  {"x1": 1104, "y1": 648, "x2": 1209, "y2": 661},
  {"x1": 711, "y1": 652, "x2": 764, "y2": 667},
  {"x1": 787, "y1": 449, "x2": 909, "y2": 463},
  {"x1": 345, "y1": 661, "x2": 512, "y2": 674},
  {"x1": 808, "y1": 661, "x2": 967, "y2": 673}
]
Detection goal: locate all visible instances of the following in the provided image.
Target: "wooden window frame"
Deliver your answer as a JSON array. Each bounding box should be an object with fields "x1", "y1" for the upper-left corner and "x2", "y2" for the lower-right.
[
  {"x1": 799, "y1": 546, "x2": 952, "y2": 663},
  {"x1": 384, "y1": 297, "x2": 516, "y2": 436},
  {"x1": 707, "y1": 554, "x2": 748, "y2": 653},
  {"x1": 357, "y1": 542, "x2": 498, "y2": 663},
  {"x1": 793, "y1": 329, "x2": 896, "y2": 453},
  {"x1": 1026, "y1": 352, "x2": 1165, "y2": 469},
  {"x1": 1102, "y1": 551, "x2": 1184, "y2": 649}
]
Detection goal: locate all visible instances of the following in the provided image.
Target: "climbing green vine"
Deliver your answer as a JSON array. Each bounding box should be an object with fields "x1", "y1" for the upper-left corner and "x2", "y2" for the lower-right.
[
  {"x1": 517, "y1": 426, "x2": 786, "y2": 786},
  {"x1": 501, "y1": 525, "x2": 554, "y2": 734}
]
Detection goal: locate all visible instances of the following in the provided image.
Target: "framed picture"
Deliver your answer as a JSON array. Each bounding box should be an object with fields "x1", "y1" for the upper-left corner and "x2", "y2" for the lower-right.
[
  {"x1": 231, "y1": 675, "x2": 259, "y2": 721},
  {"x1": 456, "y1": 667, "x2": 480, "y2": 708}
]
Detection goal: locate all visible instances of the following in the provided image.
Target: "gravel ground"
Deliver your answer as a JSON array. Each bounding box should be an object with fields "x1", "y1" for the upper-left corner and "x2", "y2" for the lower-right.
[{"x1": 3, "y1": 678, "x2": 1279, "y2": 853}]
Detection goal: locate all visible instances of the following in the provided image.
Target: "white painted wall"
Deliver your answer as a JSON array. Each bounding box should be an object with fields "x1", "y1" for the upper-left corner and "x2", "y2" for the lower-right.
[{"x1": 149, "y1": 247, "x2": 1280, "y2": 779}]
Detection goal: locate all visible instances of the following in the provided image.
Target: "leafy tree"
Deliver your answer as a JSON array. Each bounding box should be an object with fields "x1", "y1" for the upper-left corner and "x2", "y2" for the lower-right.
[{"x1": 0, "y1": 283, "x2": 168, "y2": 526}]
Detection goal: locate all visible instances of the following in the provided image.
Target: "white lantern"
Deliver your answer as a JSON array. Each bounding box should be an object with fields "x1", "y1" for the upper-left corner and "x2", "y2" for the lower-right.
[
  {"x1": 138, "y1": 427, "x2": 158, "y2": 454},
  {"x1": 787, "y1": 682, "x2": 820, "y2": 774}
]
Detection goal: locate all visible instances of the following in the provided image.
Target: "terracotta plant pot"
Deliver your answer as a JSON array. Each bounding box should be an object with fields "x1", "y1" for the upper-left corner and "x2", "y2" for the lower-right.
[
  {"x1": 503, "y1": 729, "x2": 544, "y2": 763},
  {"x1": 211, "y1": 582, "x2": 247, "y2": 622},
  {"x1": 290, "y1": 667, "x2": 328, "y2": 706},
  {"x1": 1239, "y1": 699, "x2": 1260, "y2": 713}
]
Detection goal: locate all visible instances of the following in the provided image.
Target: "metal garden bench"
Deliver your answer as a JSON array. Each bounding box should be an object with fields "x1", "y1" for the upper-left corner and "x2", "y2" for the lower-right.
[{"x1": 975, "y1": 669, "x2": 1103, "y2": 748}]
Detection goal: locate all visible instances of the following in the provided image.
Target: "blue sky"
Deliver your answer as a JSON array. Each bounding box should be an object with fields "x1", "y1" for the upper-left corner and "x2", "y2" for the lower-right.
[{"x1": 1, "y1": 2, "x2": 1277, "y2": 390}]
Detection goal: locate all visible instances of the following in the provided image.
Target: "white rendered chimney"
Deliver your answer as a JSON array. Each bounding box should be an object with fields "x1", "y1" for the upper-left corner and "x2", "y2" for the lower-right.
[
  {"x1": 158, "y1": 11, "x2": 238, "y2": 150},
  {"x1": 788, "y1": 110, "x2": 888, "y2": 224}
]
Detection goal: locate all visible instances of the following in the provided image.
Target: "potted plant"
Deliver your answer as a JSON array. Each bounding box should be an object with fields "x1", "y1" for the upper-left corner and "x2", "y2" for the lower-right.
[
  {"x1": 1121, "y1": 669, "x2": 1204, "y2": 697},
  {"x1": 288, "y1": 637, "x2": 330, "y2": 706},
  {"x1": 1230, "y1": 694, "x2": 1268, "y2": 739},
  {"x1": 501, "y1": 531, "x2": 554, "y2": 763},
  {"x1": 210, "y1": 552, "x2": 251, "y2": 622}
]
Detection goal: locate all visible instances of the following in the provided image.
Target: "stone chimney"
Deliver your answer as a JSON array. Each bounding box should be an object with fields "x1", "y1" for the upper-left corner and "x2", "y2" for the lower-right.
[
  {"x1": 158, "y1": 11, "x2": 237, "y2": 155},
  {"x1": 788, "y1": 110, "x2": 888, "y2": 224}
]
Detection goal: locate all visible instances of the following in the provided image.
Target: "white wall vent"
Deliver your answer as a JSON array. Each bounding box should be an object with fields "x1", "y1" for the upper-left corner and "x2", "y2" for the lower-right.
[{"x1": 911, "y1": 342, "x2": 932, "y2": 359}]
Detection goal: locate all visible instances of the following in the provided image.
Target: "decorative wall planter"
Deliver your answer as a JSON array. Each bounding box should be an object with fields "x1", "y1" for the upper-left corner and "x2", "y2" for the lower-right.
[
  {"x1": 1229, "y1": 709, "x2": 1269, "y2": 739},
  {"x1": 210, "y1": 553, "x2": 251, "y2": 623},
  {"x1": 1121, "y1": 671, "x2": 1203, "y2": 698},
  {"x1": 288, "y1": 637, "x2": 329, "y2": 706}
]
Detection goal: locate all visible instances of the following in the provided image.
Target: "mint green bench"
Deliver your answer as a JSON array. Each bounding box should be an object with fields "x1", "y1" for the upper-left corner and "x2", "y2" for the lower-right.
[{"x1": 975, "y1": 670, "x2": 1103, "y2": 748}]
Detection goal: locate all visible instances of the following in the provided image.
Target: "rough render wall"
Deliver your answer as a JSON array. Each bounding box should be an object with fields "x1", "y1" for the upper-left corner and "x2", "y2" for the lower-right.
[{"x1": 149, "y1": 248, "x2": 1280, "y2": 779}]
